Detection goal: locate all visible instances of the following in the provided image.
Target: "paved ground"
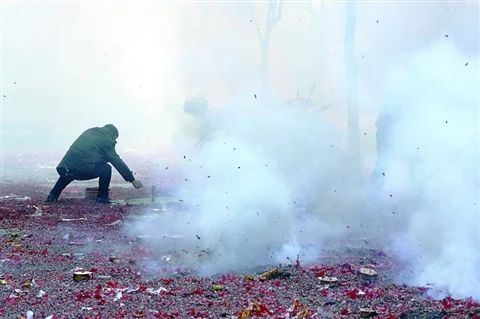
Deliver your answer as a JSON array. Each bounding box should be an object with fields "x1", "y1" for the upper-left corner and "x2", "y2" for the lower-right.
[{"x1": 0, "y1": 183, "x2": 479, "y2": 319}]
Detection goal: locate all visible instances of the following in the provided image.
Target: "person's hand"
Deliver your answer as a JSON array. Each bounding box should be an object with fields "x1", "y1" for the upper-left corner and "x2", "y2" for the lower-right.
[{"x1": 132, "y1": 179, "x2": 143, "y2": 189}]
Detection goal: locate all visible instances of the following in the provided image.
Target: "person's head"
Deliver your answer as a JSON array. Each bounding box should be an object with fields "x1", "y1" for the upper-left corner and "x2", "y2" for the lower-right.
[
  {"x1": 103, "y1": 124, "x2": 119, "y2": 139},
  {"x1": 183, "y1": 97, "x2": 209, "y2": 118}
]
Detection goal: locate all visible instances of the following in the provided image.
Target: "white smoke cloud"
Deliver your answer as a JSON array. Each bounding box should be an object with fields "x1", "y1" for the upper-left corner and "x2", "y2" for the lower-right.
[
  {"x1": 129, "y1": 91, "x2": 359, "y2": 274},
  {"x1": 130, "y1": 41, "x2": 479, "y2": 300},
  {"x1": 374, "y1": 42, "x2": 479, "y2": 299}
]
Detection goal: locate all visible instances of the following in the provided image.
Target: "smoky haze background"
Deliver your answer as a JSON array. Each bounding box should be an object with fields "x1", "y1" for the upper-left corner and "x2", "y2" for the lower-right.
[{"x1": 2, "y1": 1, "x2": 479, "y2": 300}]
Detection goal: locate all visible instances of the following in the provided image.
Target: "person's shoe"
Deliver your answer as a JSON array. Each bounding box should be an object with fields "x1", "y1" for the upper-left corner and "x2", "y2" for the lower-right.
[
  {"x1": 96, "y1": 196, "x2": 112, "y2": 204},
  {"x1": 45, "y1": 194, "x2": 58, "y2": 203}
]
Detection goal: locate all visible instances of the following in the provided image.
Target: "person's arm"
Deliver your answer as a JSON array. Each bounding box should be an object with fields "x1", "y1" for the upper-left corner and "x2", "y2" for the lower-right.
[{"x1": 105, "y1": 143, "x2": 135, "y2": 182}]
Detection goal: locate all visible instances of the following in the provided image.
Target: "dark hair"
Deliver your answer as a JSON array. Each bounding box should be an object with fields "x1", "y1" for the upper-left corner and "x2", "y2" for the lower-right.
[
  {"x1": 184, "y1": 97, "x2": 208, "y2": 117},
  {"x1": 103, "y1": 124, "x2": 119, "y2": 138}
]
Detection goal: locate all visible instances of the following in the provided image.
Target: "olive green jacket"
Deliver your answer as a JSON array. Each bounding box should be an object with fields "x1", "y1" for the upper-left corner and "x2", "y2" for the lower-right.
[{"x1": 57, "y1": 126, "x2": 135, "y2": 182}]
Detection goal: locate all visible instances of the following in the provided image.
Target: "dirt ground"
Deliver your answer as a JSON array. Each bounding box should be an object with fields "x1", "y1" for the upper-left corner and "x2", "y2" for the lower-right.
[{"x1": 0, "y1": 183, "x2": 479, "y2": 319}]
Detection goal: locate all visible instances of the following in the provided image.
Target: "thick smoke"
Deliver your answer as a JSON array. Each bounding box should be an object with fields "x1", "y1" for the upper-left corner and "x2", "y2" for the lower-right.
[
  {"x1": 130, "y1": 41, "x2": 479, "y2": 299},
  {"x1": 374, "y1": 43, "x2": 479, "y2": 299},
  {"x1": 130, "y1": 92, "x2": 359, "y2": 275}
]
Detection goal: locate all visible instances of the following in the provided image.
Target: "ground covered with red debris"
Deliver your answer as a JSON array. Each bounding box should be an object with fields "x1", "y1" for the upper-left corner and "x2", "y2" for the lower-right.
[{"x1": 1, "y1": 183, "x2": 479, "y2": 319}]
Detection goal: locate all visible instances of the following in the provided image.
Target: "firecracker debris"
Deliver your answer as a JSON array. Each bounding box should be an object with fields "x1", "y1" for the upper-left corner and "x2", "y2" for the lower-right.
[{"x1": 0, "y1": 184, "x2": 479, "y2": 319}]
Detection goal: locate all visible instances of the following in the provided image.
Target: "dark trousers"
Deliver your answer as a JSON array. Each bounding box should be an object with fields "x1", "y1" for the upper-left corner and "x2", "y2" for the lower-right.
[{"x1": 49, "y1": 164, "x2": 112, "y2": 199}]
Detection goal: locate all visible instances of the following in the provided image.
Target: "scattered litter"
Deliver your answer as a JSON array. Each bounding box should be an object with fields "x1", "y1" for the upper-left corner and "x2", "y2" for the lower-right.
[
  {"x1": 30, "y1": 206, "x2": 43, "y2": 217},
  {"x1": 1, "y1": 185, "x2": 476, "y2": 317},
  {"x1": 68, "y1": 242, "x2": 86, "y2": 246},
  {"x1": 210, "y1": 284, "x2": 224, "y2": 292},
  {"x1": 238, "y1": 300, "x2": 271, "y2": 318},
  {"x1": 126, "y1": 286, "x2": 140, "y2": 293},
  {"x1": 73, "y1": 270, "x2": 93, "y2": 282},
  {"x1": 146, "y1": 287, "x2": 168, "y2": 295},
  {"x1": 26, "y1": 311, "x2": 34, "y2": 319},
  {"x1": 21, "y1": 234, "x2": 33, "y2": 240},
  {"x1": 113, "y1": 291, "x2": 123, "y2": 301},
  {"x1": 358, "y1": 267, "x2": 378, "y2": 278},
  {"x1": 258, "y1": 267, "x2": 291, "y2": 280},
  {"x1": 359, "y1": 307, "x2": 377, "y2": 318},
  {"x1": 259, "y1": 268, "x2": 279, "y2": 280},
  {"x1": 22, "y1": 278, "x2": 34, "y2": 288},
  {"x1": 107, "y1": 220, "x2": 122, "y2": 226},
  {"x1": 61, "y1": 217, "x2": 87, "y2": 222},
  {"x1": 15, "y1": 196, "x2": 31, "y2": 201},
  {"x1": 0, "y1": 195, "x2": 30, "y2": 201},
  {"x1": 318, "y1": 276, "x2": 339, "y2": 285}
]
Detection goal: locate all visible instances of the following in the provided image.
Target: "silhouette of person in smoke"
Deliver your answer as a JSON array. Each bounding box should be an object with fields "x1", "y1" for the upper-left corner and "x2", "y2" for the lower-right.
[{"x1": 183, "y1": 97, "x2": 214, "y2": 149}]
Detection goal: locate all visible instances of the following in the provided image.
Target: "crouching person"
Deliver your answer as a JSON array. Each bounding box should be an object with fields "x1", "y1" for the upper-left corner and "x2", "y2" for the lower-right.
[{"x1": 46, "y1": 124, "x2": 143, "y2": 203}]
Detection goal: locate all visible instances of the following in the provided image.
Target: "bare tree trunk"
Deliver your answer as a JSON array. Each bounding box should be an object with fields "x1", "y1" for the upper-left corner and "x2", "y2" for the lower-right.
[
  {"x1": 250, "y1": 1, "x2": 283, "y2": 87},
  {"x1": 344, "y1": 0, "x2": 361, "y2": 173}
]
